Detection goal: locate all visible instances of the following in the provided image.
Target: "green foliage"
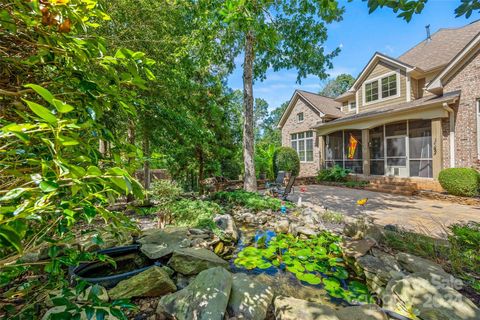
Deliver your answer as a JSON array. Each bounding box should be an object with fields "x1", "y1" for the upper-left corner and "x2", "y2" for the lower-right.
[
  {"x1": 344, "y1": 180, "x2": 369, "y2": 188},
  {"x1": 234, "y1": 232, "x2": 373, "y2": 303},
  {"x1": 448, "y1": 222, "x2": 480, "y2": 278},
  {"x1": 255, "y1": 144, "x2": 276, "y2": 179},
  {"x1": 317, "y1": 165, "x2": 351, "y2": 182},
  {"x1": 273, "y1": 147, "x2": 300, "y2": 176},
  {"x1": 438, "y1": 168, "x2": 480, "y2": 197},
  {"x1": 212, "y1": 190, "x2": 291, "y2": 212},
  {"x1": 166, "y1": 199, "x2": 222, "y2": 228},
  {"x1": 319, "y1": 74, "x2": 355, "y2": 98},
  {"x1": 321, "y1": 211, "x2": 345, "y2": 224},
  {"x1": 149, "y1": 180, "x2": 182, "y2": 205}
]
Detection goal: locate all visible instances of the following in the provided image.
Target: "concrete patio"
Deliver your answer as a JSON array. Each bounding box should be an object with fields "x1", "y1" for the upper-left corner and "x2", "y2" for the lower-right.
[{"x1": 290, "y1": 184, "x2": 480, "y2": 237}]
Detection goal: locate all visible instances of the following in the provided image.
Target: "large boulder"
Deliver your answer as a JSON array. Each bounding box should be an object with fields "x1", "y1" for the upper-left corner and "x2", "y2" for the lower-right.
[
  {"x1": 138, "y1": 228, "x2": 191, "y2": 259},
  {"x1": 108, "y1": 266, "x2": 176, "y2": 299},
  {"x1": 167, "y1": 248, "x2": 228, "y2": 275},
  {"x1": 382, "y1": 272, "x2": 480, "y2": 320},
  {"x1": 213, "y1": 214, "x2": 239, "y2": 242},
  {"x1": 356, "y1": 255, "x2": 404, "y2": 296},
  {"x1": 157, "y1": 267, "x2": 232, "y2": 320},
  {"x1": 227, "y1": 273, "x2": 273, "y2": 320},
  {"x1": 395, "y1": 252, "x2": 445, "y2": 274},
  {"x1": 274, "y1": 296, "x2": 339, "y2": 320},
  {"x1": 336, "y1": 305, "x2": 388, "y2": 320},
  {"x1": 275, "y1": 219, "x2": 290, "y2": 233},
  {"x1": 342, "y1": 238, "x2": 376, "y2": 259}
]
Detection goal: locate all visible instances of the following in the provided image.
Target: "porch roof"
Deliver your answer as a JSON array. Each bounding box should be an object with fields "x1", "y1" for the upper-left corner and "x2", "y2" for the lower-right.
[{"x1": 312, "y1": 91, "x2": 460, "y2": 135}]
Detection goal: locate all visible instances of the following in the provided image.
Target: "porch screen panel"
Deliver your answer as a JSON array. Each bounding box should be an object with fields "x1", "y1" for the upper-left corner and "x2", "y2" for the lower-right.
[
  {"x1": 344, "y1": 130, "x2": 363, "y2": 173},
  {"x1": 409, "y1": 120, "x2": 432, "y2": 178},
  {"x1": 325, "y1": 131, "x2": 343, "y2": 168},
  {"x1": 369, "y1": 126, "x2": 384, "y2": 175}
]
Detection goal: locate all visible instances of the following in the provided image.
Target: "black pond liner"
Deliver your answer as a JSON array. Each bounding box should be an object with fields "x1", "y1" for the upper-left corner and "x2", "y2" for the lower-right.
[{"x1": 69, "y1": 244, "x2": 160, "y2": 289}]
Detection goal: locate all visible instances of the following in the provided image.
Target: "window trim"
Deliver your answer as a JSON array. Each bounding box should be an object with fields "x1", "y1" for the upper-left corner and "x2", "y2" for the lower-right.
[
  {"x1": 291, "y1": 131, "x2": 314, "y2": 163},
  {"x1": 297, "y1": 112, "x2": 304, "y2": 123},
  {"x1": 362, "y1": 70, "x2": 401, "y2": 106}
]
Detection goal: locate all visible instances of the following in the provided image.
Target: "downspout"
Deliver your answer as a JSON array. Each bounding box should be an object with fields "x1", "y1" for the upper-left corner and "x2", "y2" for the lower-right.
[{"x1": 443, "y1": 103, "x2": 455, "y2": 168}]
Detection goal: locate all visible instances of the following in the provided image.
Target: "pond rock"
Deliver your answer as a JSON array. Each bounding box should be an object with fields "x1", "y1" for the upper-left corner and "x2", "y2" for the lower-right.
[
  {"x1": 395, "y1": 252, "x2": 446, "y2": 274},
  {"x1": 167, "y1": 247, "x2": 228, "y2": 275},
  {"x1": 108, "y1": 266, "x2": 176, "y2": 299},
  {"x1": 356, "y1": 254, "x2": 404, "y2": 296},
  {"x1": 342, "y1": 238, "x2": 376, "y2": 259},
  {"x1": 213, "y1": 214, "x2": 239, "y2": 242},
  {"x1": 275, "y1": 219, "x2": 289, "y2": 233},
  {"x1": 227, "y1": 273, "x2": 273, "y2": 320},
  {"x1": 157, "y1": 266, "x2": 232, "y2": 320},
  {"x1": 336, "y1": 304, "x2": 387, "y2": 320},
  {"x1": 382, "y1": 271, "x2": 480, "y2": 320},
  {"x1": 138, "y1": 228, "x2": 191, "y2": 259},
  {"x1": 274, "y1": 296, "x2": 339, "y2": 320}
]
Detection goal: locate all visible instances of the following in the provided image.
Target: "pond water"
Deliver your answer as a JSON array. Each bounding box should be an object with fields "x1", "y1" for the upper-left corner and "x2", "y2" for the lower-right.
[{"x1": 229, "y1": 227, "x2": 371, "y2": 309}]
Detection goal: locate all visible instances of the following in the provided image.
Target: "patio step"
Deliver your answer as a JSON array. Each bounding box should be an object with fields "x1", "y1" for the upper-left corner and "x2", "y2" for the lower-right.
[
  {"x1": 365, "y1": 185, "x2": 415, "y2": 196},
  {"x1": 365, "y1": 183, "x2": 416, "y2": 196}
]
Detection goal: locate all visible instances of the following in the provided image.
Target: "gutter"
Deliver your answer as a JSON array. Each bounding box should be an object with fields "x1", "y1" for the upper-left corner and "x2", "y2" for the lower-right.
[{"x1": 443, "y1": 103, "x2": 456, "y2": 168}]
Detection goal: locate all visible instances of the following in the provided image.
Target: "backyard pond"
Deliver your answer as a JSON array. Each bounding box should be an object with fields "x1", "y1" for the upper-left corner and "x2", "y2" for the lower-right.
[{"x1": 229, "y1": 227, "x2": 374, "y2": 307}]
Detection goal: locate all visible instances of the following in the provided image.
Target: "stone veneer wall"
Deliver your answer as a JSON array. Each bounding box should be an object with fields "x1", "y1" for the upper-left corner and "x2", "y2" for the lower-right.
[
  {"x1": 281, "y1": 98, "x2": 322, "y2": 177},
  {"x1": 443, "y1": 51, "x2": 480, "y2": 170}
]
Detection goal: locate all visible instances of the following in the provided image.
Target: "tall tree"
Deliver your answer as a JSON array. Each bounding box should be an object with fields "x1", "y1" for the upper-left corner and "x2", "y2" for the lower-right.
[
  {"x1": 216, "y1": 1, "x2": 344, "y2": 191},
  {"x1": 319, "y1": 73, "x2": 355, "y2": 98}
]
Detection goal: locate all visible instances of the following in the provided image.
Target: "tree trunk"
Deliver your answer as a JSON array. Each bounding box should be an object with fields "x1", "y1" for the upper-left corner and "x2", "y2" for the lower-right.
[
  {"x1": 142, "y1": 130, "x2": 151, "y2": 191},
  {"x1": 127, "y1": 119, "x2": 136, "y2": 203},
  {"x1": 242, "y1": 29, "x2": 257, "y2": 192},
  {"x1": 197, "y1": 147, "x2": 205, "y2": 195}
]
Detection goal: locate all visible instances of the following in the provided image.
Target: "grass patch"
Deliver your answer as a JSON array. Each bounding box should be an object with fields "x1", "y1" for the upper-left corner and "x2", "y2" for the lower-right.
[
  {"x1": 321, "y1": 210, "x2": 345, "y2": 224},
  {"x1": 212, "y1": 190, "x2": 293, "y2": 212}
]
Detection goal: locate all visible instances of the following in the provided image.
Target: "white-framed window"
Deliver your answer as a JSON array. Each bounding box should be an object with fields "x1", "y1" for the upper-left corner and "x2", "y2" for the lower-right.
[
  {"x1": 348, "y1": 101, "x2": 356, "y2": 112},
  {"x1": 363, "y1": 70, "x2": 400, "y2": 105},
  {"x1": 477, "y1": 99, "x2": 480, "y2": 159},
  {"x1": 297, "y1": 112, "x2": 304, "y2": 122},
  {"x1": 291, "y1": 131, "x2": 314, "y2": 162}
]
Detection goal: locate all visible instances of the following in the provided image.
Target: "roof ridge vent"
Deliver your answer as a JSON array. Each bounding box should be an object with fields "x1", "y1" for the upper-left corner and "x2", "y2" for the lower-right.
[{"x1": 425, "y1": 24, "x2": 432, "y2": 42}]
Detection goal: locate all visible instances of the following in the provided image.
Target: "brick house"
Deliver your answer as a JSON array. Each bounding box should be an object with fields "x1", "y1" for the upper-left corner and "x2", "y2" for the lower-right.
[{"x1": 279, "y1": 21, "x2": 480, "y2": 188}]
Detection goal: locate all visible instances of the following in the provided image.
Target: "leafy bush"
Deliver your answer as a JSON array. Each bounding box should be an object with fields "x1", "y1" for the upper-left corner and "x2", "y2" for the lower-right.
[
  {"x1": 317, "y1": 165, "x2": 351, "y2": 182},
  {"x1": 273, "y1": 147, "x2": 300, "y2": 176},
  {"x1": 166, "y1": 199, "x2": 222, "y2": 227},
  {"x1": 212, "y1": 190, "x2": 291, "y2": 211},
  {"x1": 149, "y1": 180, "x2": 182, "y2": 205},
  {"x1": 448, "y1": 222, "x2": 480, "y2": 277},
  {"x1": 438, "y1": 168, "x2": 480, "y2": 197},
  {"x1": 255, "y1": 144, "x2": 276, "y2": 179}
]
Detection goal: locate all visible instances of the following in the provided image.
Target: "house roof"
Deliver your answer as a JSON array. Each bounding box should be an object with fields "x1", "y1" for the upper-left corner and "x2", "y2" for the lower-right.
[
  {"x1": 398, "y1": 20, "x2": 480, "y2": 72},
  {"x1": 312, "y1": 91, "x2": 460, "y2": 129},
  {"x1": 277, "y1": 90, "x2": 343, "y2": 128},
  {"x1": 427, "y1": 32, "x2": 480, "y2": 94}
]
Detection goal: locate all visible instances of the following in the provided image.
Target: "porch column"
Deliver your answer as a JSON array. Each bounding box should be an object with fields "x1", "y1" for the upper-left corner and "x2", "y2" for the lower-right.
[
  {"x1": 318, "y1": 135, "x2": 325, "y2": 170},
  {"x1": 362, "y1": 129, "x2": 370, "y2": 176},
  {"x1": 432, "y1": 118, "x2": 443, "y2": 179}
]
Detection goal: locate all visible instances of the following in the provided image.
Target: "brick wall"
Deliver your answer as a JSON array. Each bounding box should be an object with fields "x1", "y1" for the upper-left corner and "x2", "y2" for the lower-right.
[
  {"x1": 444, "y1": 50, "x2": 480, "y2": 169},
  {"x1": 281, "y1": 98, "x2": 322, "y2": 177}
]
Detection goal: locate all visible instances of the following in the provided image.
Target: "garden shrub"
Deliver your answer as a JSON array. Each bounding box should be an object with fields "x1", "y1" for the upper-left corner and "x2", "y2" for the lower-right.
[
  {"x1": 317, "y1": 165, "x2": 351, "y2": 182},
  {"x1": 438, "y1": 168, "x2": 480, "y2": 197},
  {"x1": 166, "y1": 199, "x2": 222, "y2": 227},
  {"x1": 149, "y1": 180, "x2": 182, "y2": 205},
  {"x1": 212, "y1": 190, "x2": 292, "y2": 211},
  {"x1": 273, "y1": 147, "x2": 300, "y2": 176},
  {"x1": 448, "y1": 222, "x2": 480, "y2": 278}
]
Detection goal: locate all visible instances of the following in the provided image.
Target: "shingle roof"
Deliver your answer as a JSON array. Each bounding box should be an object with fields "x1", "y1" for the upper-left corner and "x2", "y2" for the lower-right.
[
  {"x1": 312, "y1": 91, "x2": 460, "y2": 129},
  {"x1": 398, "y1": 20, "x2": 480, "y2": 71},
  {"x1": 297, "y1": 90, "x2": 344, "y2": 118}
]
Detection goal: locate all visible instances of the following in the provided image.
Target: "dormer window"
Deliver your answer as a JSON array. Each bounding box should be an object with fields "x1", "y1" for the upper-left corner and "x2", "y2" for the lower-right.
[
  {"x1": 348, "y1": 101, "x2": 356, "y2": 112},
  {"x1": 363, "y1": 71, "x2": 400, "y2": 105},
  {"x1": 297, "y1": 112, "x2": 304, "y2": 122}
]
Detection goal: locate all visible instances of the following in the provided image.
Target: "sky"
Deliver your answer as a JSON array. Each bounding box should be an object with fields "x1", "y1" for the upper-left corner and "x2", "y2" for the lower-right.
[{"x1": 226, "y1": 0, "x2": 480, "y2": 111}]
